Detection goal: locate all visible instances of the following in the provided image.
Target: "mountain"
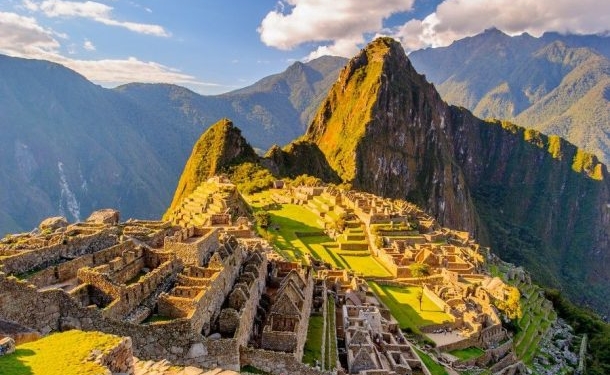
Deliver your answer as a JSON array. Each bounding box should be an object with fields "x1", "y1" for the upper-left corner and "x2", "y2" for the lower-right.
[
  {"x1": 0, "y1": 55, "x2": 346, "y2": 235},
  {"x1": 281, "y1": 37, "x2": 609, "y2": 315},
  {"x1": 0, "y1": 55, "x2": 185, "y2": 234},
  {"x1": 409, "y1": 28, "x2": 610, "y2": 164},
  {"x1": 305, "y1": 38, "x2": 478, "y2": 233},
  {"x1": 117, "y1": 55, "x2": 347, "y2": 150},
  {"x1": 164, "y1": 118, "x2": 257, "y2": 216}
]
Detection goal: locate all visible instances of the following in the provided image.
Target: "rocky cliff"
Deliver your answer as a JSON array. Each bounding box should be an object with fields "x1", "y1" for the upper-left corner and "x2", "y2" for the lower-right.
[
  {"x1": 164, "y1": 118, "x2": 257, "y2": 217},
  {"x1": 296, "y1": 37, "x2": 610, "y2": 314},
  {"x1": 305, "y1": 37, "x2": 479, "y2": 234}
]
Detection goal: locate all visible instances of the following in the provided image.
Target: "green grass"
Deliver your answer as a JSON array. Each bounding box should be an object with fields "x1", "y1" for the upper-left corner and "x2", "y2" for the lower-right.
[
  {"x1": 325, "y1": 299, "x2": 338, "y2": 370},
  {"x1": 303, "y1": 315, "x2": 324, "y2": 366},
  {"x1": 415, "y1": 348, "x2": 448, "y2": 375},
  {"x1": 340, "y1": 255, "x2": 392, "y2": 278},
  {"x1": 448, "y1": 347, "x2": 484, "y2": 361},
  {"x1": 368, "y1": 282, "x2": 453, "y2": 332},
  {"x1": 0, "y1": 330, "x2": 122, "y2": 375},
  {"x1": 247, "y1": 192, "x2": 395, "y2": 278},
  {"x1": 254, "y1": 202, "x2": 328, "y2": 263}
]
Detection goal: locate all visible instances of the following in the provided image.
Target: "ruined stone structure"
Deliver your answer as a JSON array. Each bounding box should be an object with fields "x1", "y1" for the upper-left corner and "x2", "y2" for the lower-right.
[
  {"x1": 0, "y1": 178, "x2": 531, "y2": 375},
  {"x1": 165, "y1": 176, "x2": 250, "y2": 228},
  {"x1": 260, "y1": 262, "x2": 313, "y2": 359},
  {"x1": 0, "y1": 208, "x2": 271, "y2": 371},
  {"x1": 269, "y1": 185, "x2": 522, "y2": 373}
]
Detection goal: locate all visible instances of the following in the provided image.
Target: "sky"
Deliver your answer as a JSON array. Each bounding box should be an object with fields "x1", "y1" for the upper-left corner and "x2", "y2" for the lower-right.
[{"x1": 0, "y1": 0, "x2": 608, "y2": 95}]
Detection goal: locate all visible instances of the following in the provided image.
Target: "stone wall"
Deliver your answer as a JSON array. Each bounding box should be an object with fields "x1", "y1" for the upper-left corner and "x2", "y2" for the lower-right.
[
  {"x1": 232, "y1": 253, "x2": 267, "y2": 347},
  {"x1": 423, "y1": 285, "x2": 451, "y2": 314},
  {"x1": 0, "y1": 229, "x2": 118, "y2": 275},
  {"x1": 188, "y1": 244, "x2": 244, "y2": 335},
  {"x1": 27, "y1": 241, "x2": 136, "y2": 288},
  {"x1": 296, "y1": 269, "x2": 315, "y2": 360},
  {"x1": 77, "y1": 258, "x2": 182, "y2": 320},
  {"x1": 164, "y1": 227, "x2": 219, "y2": 266},
  {"x1": 0, "y1": 273, "x2": 63, "y2": 334},
  {"x1": 240, "y1": 347, "x2": 333, "y2": 375},
  {"x1": 94, "y1": 336, "x2": 135, "y2": 375}
]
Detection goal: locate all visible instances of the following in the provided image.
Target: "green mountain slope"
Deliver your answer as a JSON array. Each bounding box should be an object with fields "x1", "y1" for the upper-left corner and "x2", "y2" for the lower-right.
[{"x1": 409, "y1": 28, "x2": 610, "y2": 164}]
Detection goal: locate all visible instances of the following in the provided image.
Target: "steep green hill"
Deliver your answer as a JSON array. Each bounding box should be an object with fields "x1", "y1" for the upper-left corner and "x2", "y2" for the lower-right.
[
  {"x1": 164, "y1": 118, "x2": 257, "y2": 217},
  {"x1": 410, "y1": 28, "x2": 610, "y2": 165}
]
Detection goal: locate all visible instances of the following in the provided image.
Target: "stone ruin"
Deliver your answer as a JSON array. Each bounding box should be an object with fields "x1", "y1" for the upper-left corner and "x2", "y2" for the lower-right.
[{"x1": 0, "y1": 178, "x2": 532, "y2": 375}]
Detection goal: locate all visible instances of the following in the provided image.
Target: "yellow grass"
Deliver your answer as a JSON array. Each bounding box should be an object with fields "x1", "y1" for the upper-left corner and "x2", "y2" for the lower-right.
[{"x1": 0, "y1": 330, "x2": 122, "y2": 375}]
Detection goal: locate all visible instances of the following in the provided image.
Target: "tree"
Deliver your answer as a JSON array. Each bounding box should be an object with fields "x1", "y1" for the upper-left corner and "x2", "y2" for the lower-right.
[
  {"x1": 409, "y1": 263, "x2": 430, "y2": 279},
  {"x1": 416, "y1": 289, "x2": 424, "y2": 311},
  {"x1": 495, "y1": 286, "x2": 522, "y2": 320},
  {"x1": 254, "y1": 210, "x2": 271, "y2": 229}
]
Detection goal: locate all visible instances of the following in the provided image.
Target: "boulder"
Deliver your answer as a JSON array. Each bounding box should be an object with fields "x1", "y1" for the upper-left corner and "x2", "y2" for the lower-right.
[
  {"x1": 39, "y1": 216, "x2": 68, "y2": 232},
  {"x1": 86, "y1": 209, "x2": 120, "y2": 225},
  {"x1": 0, "y1": 337, "x2": 15, "y2": 356}
]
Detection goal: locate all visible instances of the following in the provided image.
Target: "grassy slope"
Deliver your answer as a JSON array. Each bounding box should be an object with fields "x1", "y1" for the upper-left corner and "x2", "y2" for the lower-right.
[
  {"x1": 247, "y1": 191, "x2": 390, "y2": 277},
  {"x1": 0, "y1": 330, "x2": 122, "y2": 375},
  {"x1": 368, "y1": 282, "x2": 453, "y2": 333}
]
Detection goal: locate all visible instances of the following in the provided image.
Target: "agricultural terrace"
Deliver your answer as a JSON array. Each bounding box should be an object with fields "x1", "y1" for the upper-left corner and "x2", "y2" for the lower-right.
[
  {"x1": 245, "y1": 190, "x2": 391, "y2": 278},
  {"x1": 368, "y1": 282, "x2": 453, "y2": 333}
]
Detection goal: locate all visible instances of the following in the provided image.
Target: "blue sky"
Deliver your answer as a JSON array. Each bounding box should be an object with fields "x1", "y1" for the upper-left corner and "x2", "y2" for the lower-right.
[{"x1": 0, "y1": 0, "x2": 608, "y2": 95}]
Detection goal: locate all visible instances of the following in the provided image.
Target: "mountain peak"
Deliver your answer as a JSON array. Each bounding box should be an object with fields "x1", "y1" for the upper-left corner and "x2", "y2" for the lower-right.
[
  {"x1": 482, "y1": 26, "x2": 507, "y2": 36},
  {"x1": 303, "y1": 37, "x2": 476, "y2": 231},
  {"x1": 164, "y1": 118, "x2": 257, "y2": 217}
]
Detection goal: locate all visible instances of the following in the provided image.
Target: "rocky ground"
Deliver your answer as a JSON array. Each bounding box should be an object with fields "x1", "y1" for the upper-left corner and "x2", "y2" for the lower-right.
[
  {"x1": 134, "y1": 358, "x2": 239, "y2": 375},
  {"x1": 531, "y1": 318, "x2": 578, "y2": 375}
]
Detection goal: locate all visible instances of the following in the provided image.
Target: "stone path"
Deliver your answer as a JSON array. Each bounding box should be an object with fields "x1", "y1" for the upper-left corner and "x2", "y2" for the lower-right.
[{"x1": 133, "y1": 358, "x2": 239, "y2": 375}]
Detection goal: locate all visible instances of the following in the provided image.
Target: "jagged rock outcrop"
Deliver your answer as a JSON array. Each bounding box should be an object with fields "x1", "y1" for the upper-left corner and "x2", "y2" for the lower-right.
[
  {"x1": 165, "y1": 118, "x2": 257, "y2": 217},
  {"x1": 288, "y1": 37, "x2": 609, "y2": 314}
]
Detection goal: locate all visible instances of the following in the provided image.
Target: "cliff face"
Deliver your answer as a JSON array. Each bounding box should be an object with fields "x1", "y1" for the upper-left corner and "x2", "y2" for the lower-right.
[
  {"x1": 450, "y1": 111, "x2": 610, "y2": 311},
  {"x1": 306, "y1": 37, "x2": 478, "y2": 233},
  {"x1": 165, "y1": 118, "x2": 257, "y2": 217},
  {"x1": 298, "y1": 37, "x2": 610, "y2": 314}
]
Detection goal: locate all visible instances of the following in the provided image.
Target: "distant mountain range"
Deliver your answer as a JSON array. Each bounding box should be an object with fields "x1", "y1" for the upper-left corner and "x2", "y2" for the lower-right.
[
  {"x1": 410, "y1": 28, "x2": 610, "y2": 164},
  {"x1": 0, "y1": 54, "x2": 345, "y2": 234}
]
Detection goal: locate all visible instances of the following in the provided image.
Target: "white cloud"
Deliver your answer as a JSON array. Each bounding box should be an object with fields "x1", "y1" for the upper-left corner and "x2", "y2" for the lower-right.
[
  {"x1": 83, "y1": 39, "x2": 95, "y2": 51},
  {"x1": 393, "y1": 0, "x2": 610, "y2": 51},
  {"x1": 0, "y1": 11, "x2": 212, "y2": 89},
  {"x1": 61, "y1": 57, "x2": 202, "y2": 86},
  {"x1": 24, "y1": 0, "x2": 169, "y2": 37},
  {"x1": 0, "y1": 11, "x2": 60, "y2": 55},
  {"x1": 258, "y1": 0, "x2": 414, "y2": 59}
]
